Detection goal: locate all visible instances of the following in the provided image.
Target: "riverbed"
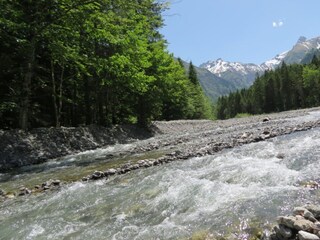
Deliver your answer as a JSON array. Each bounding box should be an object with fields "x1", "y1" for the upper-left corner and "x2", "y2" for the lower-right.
[{"x1": 1, "y1": 109, "x2": 320, "y2": 239}]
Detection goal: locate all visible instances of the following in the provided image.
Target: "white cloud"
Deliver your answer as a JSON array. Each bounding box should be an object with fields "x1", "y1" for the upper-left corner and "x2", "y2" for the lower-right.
[{"x1": 272, "y1": 20, "x2": 284, "y2": 28}]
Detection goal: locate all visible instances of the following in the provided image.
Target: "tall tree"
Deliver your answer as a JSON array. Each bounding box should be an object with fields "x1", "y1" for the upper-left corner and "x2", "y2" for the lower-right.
[{"x1": 188, "y1": 61, "x2": 198, "y2": 85}]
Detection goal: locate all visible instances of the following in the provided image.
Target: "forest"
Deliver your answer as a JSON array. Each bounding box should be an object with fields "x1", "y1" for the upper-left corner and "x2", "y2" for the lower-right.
[
  {"x1": 215, "y1": 55, "x2": 320, "y2": 119},
  {"x1": 0, "y1": 0, "x2": 212, "y2": 130}
]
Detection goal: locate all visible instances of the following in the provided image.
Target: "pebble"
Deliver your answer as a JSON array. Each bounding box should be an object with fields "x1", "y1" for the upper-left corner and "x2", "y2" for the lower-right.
[
  {"x1": 91, "y1": 171, "x2": 104, "y2": 180},
  {"x1": 104, "y1": 168, "x2": 117, "y2": 176},
  {"x1": 18, "y1": 187, "x2": 31, "y2": 196},
  {"x1": 262, "y1": 117, "x2": 270, "y2": 122}
]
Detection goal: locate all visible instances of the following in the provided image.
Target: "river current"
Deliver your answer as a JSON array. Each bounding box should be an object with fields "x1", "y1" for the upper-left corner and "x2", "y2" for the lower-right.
[{"x1": 1, "y1": 127, "x2": 320, "y2": 239}]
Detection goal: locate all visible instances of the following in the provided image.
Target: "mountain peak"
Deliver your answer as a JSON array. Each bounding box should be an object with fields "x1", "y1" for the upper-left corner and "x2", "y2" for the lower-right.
[{"x1": 297, "y1": 36, "x2": 307, "y2": 44}]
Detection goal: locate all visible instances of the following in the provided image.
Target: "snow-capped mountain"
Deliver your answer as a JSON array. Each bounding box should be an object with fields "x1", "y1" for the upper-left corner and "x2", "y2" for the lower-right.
[
  {"x1": 261, "y1": 51, "x2": 288, "y2": 69},
  {"x1": 199, "y1": 36, "x2": 320, "y2": 90},
  {"x1": 199, "y1": 59, "x2": 265, "y2": 88},
  {"x1": 283, "y1": 36, "x2": 320, "y2": 64},
  {"x1": 201, "y1": 58, "x2": 264, "y2": 77}
]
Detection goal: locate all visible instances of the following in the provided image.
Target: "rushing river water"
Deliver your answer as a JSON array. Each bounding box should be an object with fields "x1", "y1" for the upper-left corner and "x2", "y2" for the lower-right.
[{"x1": 1, "y1": 127, "x2": 320, "y2": 239}]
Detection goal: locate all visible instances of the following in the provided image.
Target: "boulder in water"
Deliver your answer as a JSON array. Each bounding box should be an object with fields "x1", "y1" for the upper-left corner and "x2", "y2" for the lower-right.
[
  {"x1": 273, "y1": 224, "x2": 293, "y2": 238},
  {"x1": 91, "y1": 171, "x2": 104, "y2": 180},
  {"x1": 294, "y1": 207, "x2": 318, "y2": 222},
  {"x1": 298, "y1": 230, "x2": 320, "y2": 240},
  {"x1": 277, "y1": 216, "x2": 314, "y2": 231},
  {"x1": 104, "y1": 168, "x2": 117, "y2": 176},
  {"x1": 18, "y1": 187, "x2": 31, "y2": 196},
  {"x1": 305, "y1": 205, "x2": 320, "y2": 219}
]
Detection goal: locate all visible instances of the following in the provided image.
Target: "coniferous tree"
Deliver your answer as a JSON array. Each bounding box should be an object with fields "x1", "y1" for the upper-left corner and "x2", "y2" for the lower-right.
[
  {"x1": 188, "y1": 61, "x2": 198, "y2": 85},
  {"x1": 215, "y1": 56, "x2": 320, "y2": 120}
]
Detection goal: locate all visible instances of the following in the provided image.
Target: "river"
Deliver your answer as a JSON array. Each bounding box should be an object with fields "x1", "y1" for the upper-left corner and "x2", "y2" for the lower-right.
[{"x1": 1, "y1": 126, "x2": 320, "y2": 239}]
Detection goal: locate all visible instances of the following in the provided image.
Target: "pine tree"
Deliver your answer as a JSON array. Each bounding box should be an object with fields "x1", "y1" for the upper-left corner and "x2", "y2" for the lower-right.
[{"x1": 188, "y1": 61, "x2": 199, "y2": 85}]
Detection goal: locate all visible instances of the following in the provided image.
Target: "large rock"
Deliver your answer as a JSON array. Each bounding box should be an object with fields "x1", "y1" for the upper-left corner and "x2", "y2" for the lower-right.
[
  {"x1": 277, "y1": 216, "x2": 314, "y2": 231},
  {"x1": 274, "y1": 224, "x2": 293, "y2": 238},
  {"x1": 298, "y1": 230, "x2": 320, "y2": 240},
  {"x1": 294, "y1": 207, "x2": 318, "y2": 222},
  {"x1": 305, "y1": 205, "x2": 320, "y2": 219}
]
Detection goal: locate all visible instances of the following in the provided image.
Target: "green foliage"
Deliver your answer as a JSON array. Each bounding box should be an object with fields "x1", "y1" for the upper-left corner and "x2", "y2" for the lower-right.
[
  {"x1": 235, "y1": 113, "x2": 252, "y2": 118},
  {"x1": 215, "y1": 55, "x2": 320, "y2": 119},
  {"x1": 0, "y1": 0, "x2": 212, "y2": 129}
]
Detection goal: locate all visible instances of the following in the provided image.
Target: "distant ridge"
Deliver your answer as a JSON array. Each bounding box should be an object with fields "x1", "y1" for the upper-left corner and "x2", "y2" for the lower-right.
[{"x1": 196, "y1": 36, "x2": 320, "y2": 101}]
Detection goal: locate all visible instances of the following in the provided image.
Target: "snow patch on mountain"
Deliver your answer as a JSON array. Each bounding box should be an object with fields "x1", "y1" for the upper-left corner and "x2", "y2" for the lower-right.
[
  {"x1": 201, "y1": 59, "x2": 264, "y2": 78},
  {"x1": 261, "y1": 51, "x2": 288, "y2": 70}
]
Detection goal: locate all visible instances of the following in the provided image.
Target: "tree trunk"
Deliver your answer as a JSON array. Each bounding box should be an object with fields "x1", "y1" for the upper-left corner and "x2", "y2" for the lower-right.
[
  {"x1": 137, "y1": 96, "x2": 148, "y2": 127},
  {"x1": 19, "y1": 37, "x2": 36, "y2": 130},
  {"x1": 84, "y1": 76, "x2": 91, "y2": 125},
  {"x1": 51, "y1": 60, "x2": 59, "y2": 127},
  {"x1": 58, "y1": 66, "x2": 64, "y2": 126},
  {"x1": 51, "y1": 61, "x2": 64, "y2": 128}
]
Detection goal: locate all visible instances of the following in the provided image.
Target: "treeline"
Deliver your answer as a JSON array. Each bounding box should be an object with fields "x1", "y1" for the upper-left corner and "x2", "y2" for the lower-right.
[
  {"x1": 0, "y1": 0, "x2": 212, "y2": 130},
  {"x1": 216, "y1": 56, "x2": 320, "y2": 119}
]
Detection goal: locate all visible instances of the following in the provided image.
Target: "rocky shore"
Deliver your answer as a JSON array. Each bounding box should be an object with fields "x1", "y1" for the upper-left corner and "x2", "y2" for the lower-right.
[
  {"x1": 1, "y1": 107, "x2": 320, "y2": 172},
  {"x1": 0, "y1": 124, "x2": 152, "y2": 170},
  {"x1": 270, "y1": 205, "x2": 320, "y2": 240}
]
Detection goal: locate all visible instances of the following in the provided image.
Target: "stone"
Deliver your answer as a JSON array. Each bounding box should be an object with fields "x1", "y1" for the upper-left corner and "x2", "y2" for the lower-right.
[
  {"x1": 131, "y1": 164, "x2": 140, "y2": 170},
  {"x1": 305, "y1": 211, "x2": 318, "y2": 223},
  {"x1": 52, "y1": 180, "x2": 61, "y2": 186},
  {"x1": 0, "y1": 189, "x2": 5, "y2": 196},
  {"x1": 304, "y1": 181, "x2": 319, "y2": 190},
  {"x1": 91, "y1": 171, "x2": 104, "y2": 179},
  {"x1": 294, "y1": 207, "x2": 308, "y2": 216},
  {"x1": 263, "y1": 129, "x2": 270, "y2": 135},
  {"x1": 137, "y1": 160, "x2": 146, "y2": 167},
  {"x1": 294, "y1": 207, "x2": 317, "y2": 222},
  {"x1": 298, "y1": 230, "x2": 320, "y2": 240},
  {"x1": 274, "y1": 224, "x2": 293, "y2": 238},
  {"x1": 305, "y1": 205, "x2": 320, "y2": 219},
  {"x1": 82, "y1": 177, "x2": 89, "y2": 181},
  {"x1": 5, "y1": 192, "x2": 15, "y2": 199},
  {"x1": 269, "y1": 232, "x2": 281, "y2": 240},
  {"x1": 18, "y1": 187, "x2": 31, "y2": 196},
  {"x1": 294, "y1": 218, "x2": 315, "y2": 231},
  {"x1": 262, "y1": 117, "x2": 270, "y2": 122},
  {"x1": 277, "y1": 216, "x2": 314, "y2": 231},
  {"x1": 104, "y1": 168, "x2": 117, "y2": 176},
  {"x1": 276, "y1": 153, "x2": 285, "y2": 159},
  {"x1": 277, "y1": 216, "x2": 295, "y2": 229}
]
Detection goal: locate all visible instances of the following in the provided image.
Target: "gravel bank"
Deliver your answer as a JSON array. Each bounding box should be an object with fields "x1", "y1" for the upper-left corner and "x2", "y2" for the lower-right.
[{"x1": 1, "y1": 107, "x2": 320, "y2": 172}]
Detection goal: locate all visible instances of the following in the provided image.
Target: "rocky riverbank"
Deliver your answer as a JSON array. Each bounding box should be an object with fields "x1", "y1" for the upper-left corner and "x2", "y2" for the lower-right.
[
  {"x1": 1, "y1": 107, "x2": 320, "y2": 172},
  {"x1": 270, "y1": 205, "x2": 320, "y2": 240},
  {"x1": 0, "y1": 124, "x2": 152, "y2": 170}
]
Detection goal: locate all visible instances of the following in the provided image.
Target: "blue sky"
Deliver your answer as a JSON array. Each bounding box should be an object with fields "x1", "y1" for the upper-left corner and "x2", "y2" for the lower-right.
[{"x1": 160, "y1": 0, "x2": 320, "y2": 66}]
